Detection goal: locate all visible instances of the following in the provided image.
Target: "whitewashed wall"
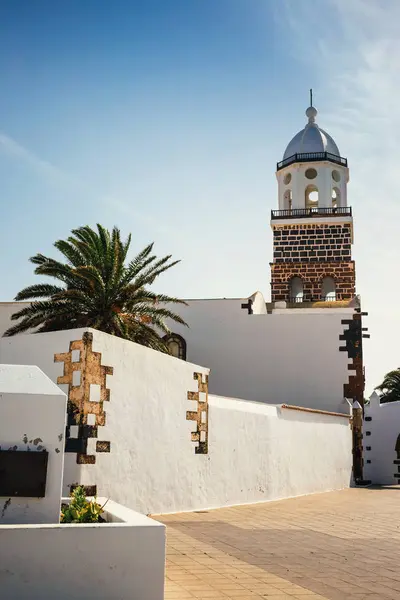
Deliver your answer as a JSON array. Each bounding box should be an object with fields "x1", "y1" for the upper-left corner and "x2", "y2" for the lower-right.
[
  {"x1": 0, "y1": 365, "x2": 66, "y2": 524},
  {"x1": 0, "y1": 299, "x2": 354, "y2": 414},
  {"x1": 363, "y1": 392, "x2": 400, "y2": 485},
  {"x1": 0, "y1": 328, "x2": 352, "y2": 515},
  {"x1": 168, "y1": 298, "x2": 354, "y2": 414},
  {"x1": 0, "y1": 302, "x2": 29, "y2": 337},
  {"x1": 0, "y1": 500, "x2": 165, "y2": 600}
]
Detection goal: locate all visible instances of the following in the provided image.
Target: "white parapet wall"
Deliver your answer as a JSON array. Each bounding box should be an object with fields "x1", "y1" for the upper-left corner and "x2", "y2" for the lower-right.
[
  {"x1": 0, "y1": 297, "x2": 359, "y2": 415},
  {"x1": 165, "y1": 297, "x2": 356, "y2": 414},
  {"x1": 0, "y1": 328, "x2": 353, "y2": 515},
  {"x1": 0, "y1": 364, "x2": 67, "y2": 524},
  {"x1": 206, "y1": 396, "x2": 352, "y2": 508},
  {"x1": 363, "y1": 392, "x2": 400, "y2": 485},
  {"x1": 0, "y1": 499, "x2": 165, "y2": 600}
]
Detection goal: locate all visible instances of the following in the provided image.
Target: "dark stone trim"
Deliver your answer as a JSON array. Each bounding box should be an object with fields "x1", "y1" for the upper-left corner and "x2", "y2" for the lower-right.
[
  {"x1": 241, "y1": 299, "x2": 254, "y2": 315},
  {"x1": 77, "y1": 453, "x2": 96, "y2": 465},
  {"x1": 96, "y1": 441, "x2": 111, "y2": 453}
]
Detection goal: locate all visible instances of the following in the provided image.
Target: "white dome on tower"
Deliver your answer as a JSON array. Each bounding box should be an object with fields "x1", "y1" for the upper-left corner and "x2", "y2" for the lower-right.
[{"x1": 283, "y1": 106, "x2": 340, "y2": 160}]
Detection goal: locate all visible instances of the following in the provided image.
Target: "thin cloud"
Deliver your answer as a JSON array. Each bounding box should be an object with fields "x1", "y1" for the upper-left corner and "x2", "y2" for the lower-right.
[
  {"x1": 105, "y1": 197, "x2": 174, "y2": 236},
  {"x1": 0, "y1": 130, "x2": 170, "y2": 236},
  {"x1": 281, "y1": 0, "x2": 400, "y2": 391},
  {"x1": 0, "y1": 131, "x2": 72, "y2": 185}
]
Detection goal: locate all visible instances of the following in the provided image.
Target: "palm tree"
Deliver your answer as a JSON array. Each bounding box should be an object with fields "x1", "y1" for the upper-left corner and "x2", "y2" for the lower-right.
[
  {"x1": 375, "y1": 369, "x2": 400, "y2": 404},
  {"x1": 4, "y1": 224, "x2": 187, "y2": 352}
]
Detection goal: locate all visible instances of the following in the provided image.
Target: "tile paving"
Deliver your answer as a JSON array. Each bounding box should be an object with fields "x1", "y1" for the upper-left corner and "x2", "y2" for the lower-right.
[{"x1": 157, "y1": 486, "x2": 400, "y2": 599}]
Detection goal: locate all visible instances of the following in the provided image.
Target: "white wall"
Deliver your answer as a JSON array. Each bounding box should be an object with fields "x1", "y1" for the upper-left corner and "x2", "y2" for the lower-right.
[
  {"x1": 0, "y1": 499, "x2": 165, "y2": 600},
  {"x1": 168, "y1": 298, "x2": 353, "y2": 414},
  {"x1": 363, "y1": 392, "x2": 400, "y2": 485},
  {"x1": 66, "y1": 329, "x2": 351, "y2": 513},
  {"x1": 0, "y1": 328, "x2": 353, "y2": 515},
  {"x1": 206, "y1": 396, "x2": 352, "y2": 508},
  {"x1": 0, "y1": 365, "x2": 67, "y2": 524},
  {"x1": 0, "y1": 302, "x2": 29, "y2": 337},
  {"x1": 0, "y1": 299, "x2": 354, "y2": 414}
]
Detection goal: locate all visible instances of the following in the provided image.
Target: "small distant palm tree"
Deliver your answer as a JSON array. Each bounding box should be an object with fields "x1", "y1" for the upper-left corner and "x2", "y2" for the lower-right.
[
  {"x1": 375, "y1": 369, "x2": 400, "y2": 404},
  {"x1": 4, "y1": 224, "x2": 187, "y2": 352}
]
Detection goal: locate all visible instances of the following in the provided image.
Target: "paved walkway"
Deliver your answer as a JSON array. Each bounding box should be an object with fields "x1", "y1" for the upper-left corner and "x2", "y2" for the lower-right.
[{"x1": 158, "y1": 487, "x2": 400, "y2": 599}]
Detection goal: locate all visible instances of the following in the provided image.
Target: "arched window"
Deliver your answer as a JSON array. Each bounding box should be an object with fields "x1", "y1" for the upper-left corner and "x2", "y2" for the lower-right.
[
  {"x1": 305, "y1": 185, "x2": 319, "y2": 210},
  {"x1": 321, "y1": 276, "x2": 336, "y2": 301},
  {"x1": 289, "y1": 276, "x2": 304, "y2": 302},
  {"x1": 283, "y1": 189, "x2": 292, "y2": 211},
  {"x1": 163, "y1": 333, "x2": 187, "y2": 360},
  {"x1": 332, "y1": 187, "x2": 340, "y2": 209}
]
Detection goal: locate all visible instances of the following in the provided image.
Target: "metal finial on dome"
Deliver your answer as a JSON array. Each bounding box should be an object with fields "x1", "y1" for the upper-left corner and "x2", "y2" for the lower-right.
[
  {"x1": 306, "y1": 106, "x2": 317, "y2": 124},
  {"x1": 282, "y1": 94, "x2": 340, "y2": 160},
  {"x1": 306, "y1": 88, "x2": 318, "y2": 123},
  {"x1": 306, "y1": 88, "x2": 317, "y2": 123}
]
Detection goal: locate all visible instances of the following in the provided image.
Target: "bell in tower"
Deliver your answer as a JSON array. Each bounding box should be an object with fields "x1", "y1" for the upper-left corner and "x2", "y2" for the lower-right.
[{"x1": 270, "y1": 96, "x2": 355, "y2": 304}]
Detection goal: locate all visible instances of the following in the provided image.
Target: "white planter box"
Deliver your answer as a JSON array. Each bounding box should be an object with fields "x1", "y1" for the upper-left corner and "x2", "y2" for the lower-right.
[{"x1": 0, "y1": 498, "x2": 165, "y2": 600}]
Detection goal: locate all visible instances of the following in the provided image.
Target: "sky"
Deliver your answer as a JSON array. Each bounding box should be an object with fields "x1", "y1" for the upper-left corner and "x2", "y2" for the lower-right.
[{"x1": 0, "y1": 0, "x2": 398, "y2": 393}]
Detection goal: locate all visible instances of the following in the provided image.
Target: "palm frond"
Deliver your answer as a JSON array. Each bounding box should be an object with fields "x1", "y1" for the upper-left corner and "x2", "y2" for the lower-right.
[
  {"x1": 6, "y1": 225, "x2": 186, "y2": 352},
  {"x1": 376, "y1": 369, "x2": 400, "y2": 403}
]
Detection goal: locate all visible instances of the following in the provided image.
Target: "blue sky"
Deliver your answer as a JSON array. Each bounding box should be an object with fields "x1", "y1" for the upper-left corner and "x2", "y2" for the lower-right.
[{"x1": 0, "y1": 0, "x2": 398, "y2": 392}]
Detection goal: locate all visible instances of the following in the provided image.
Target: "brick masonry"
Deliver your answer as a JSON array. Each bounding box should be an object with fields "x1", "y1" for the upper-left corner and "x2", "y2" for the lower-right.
[
  {"x1": 273, "y1": 222, "x2": 352, "y2": 263},
  {"x1": 271, "y1": 222, "x2": 355, "y2": 301},
  {"x1": 271, "y1": 261, "x2": 355, "y2": 302}
]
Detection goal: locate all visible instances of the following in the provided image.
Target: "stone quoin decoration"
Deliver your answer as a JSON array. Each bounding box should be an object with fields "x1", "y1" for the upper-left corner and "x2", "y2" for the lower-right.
[
  {"x1": 187, "y1": 372, "x2": 209, "y2": 454},
  {"x1": 55, "y1": 331, "x2": 113, "y2": 494},
  {"x1": 339, "y1": 309, "x2": 366, "y2": 407}
]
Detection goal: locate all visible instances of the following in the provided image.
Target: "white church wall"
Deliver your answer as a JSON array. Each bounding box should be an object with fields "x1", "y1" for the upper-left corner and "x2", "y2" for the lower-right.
[
  {"x1": 363, "y1": 392, "x2": 400, "y2": 485},
  {"x1": 0, "y1": 297, "x2": 355, "y2": 415},
  {"x1": 0, "y1": 365, "x2": 66, "y2": 524},
  {"x1": 168, "y1": 298, "x2": 353, "y2": 414},
  {"x1": 0, "y1": 328, "x2": 352, "y2": 515},
  {"x1": 66, "y1": 328, "x2": 351, "y2": 513},
  {"x1": 0, "y1": 302, "x2": 30, "y2": 337},
  {"x1": 204, "y1": 396, "x2": 352, "y2": 510}
]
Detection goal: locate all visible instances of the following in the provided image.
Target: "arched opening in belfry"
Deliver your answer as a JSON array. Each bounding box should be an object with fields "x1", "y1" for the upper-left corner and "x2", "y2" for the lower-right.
[
  {"x1": 283, "y1": 189, "x2": 292, "y2": 211},
  {"x1": 332, "y1": 187, "x2": 340, "y2": 209},
  {"x1": 289, "y1": 276, "x2": 304, "y2": 302},
  {"x1": 321, "y1": 276, "x2": 336, "y2": 301},
  {"x1": 305, "y1": 185, "x2": 319, "y2": 210}
]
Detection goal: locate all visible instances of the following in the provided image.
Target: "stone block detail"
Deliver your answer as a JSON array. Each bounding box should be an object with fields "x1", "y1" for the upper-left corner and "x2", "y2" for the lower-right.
[
  {"x1": 339, "y1": 311, "x2": 364, "y2": 407},
  {"x1": 272, "y1": 222, "x2": 352, "y2": 263},
  {"x1": 55, "y1": 331, "x2": 113, "y2": 469},
  {"x1": 187, "y1": 372, "x2": 209, "y2": 454},
  {"x1": 96, "y1": 441, "x2": 111, "y2": 453},
  {"x1": 271, "y1": 261, "x2": 355, "y2": 302},
  {"x1": 70, "y1": 484, "x2": 97, "y2": 497}
]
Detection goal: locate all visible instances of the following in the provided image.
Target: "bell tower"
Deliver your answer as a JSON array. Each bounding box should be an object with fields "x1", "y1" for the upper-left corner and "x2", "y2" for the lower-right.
[{"x1": 270, "y1": 98, "x2": 355, "y2": 303}]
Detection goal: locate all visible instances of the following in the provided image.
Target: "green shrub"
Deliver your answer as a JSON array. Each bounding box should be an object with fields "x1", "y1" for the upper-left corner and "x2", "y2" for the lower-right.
[{"x1": 61, "y1": 486, "x2": 106, "y2": 523}]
